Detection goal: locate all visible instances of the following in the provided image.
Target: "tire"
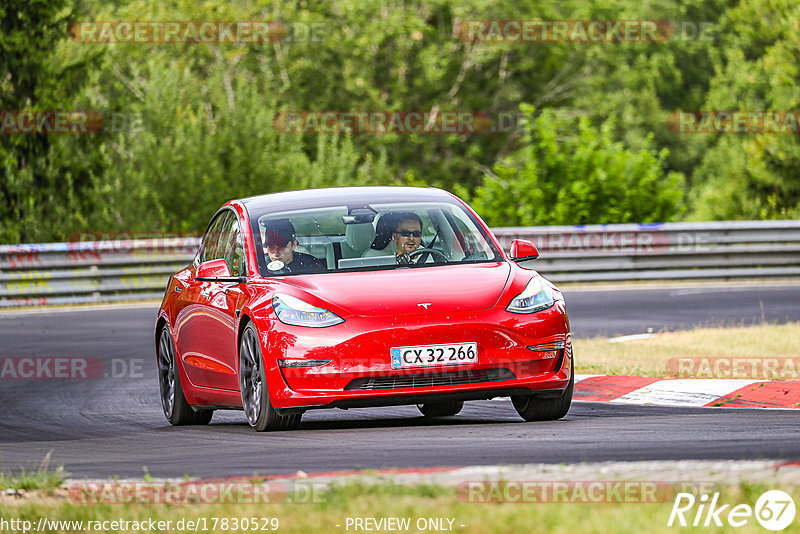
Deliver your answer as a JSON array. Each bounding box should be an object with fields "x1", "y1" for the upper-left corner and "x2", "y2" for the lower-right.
[
  {"x1": 157, "y1": 327, "x2": 213, "y2": 426},
  {"x1": 417, "y1": 400, "x2": 464, "y2": 417},
  {"x1": 239, "y1": 323, "x2": 302, "y2": 432},
  {"x1": 511, "y1": 361, "x2": 574, "y2": 422}
]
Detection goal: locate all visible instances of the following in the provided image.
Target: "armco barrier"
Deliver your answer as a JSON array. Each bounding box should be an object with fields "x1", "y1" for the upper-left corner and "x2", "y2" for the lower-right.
[
  {"x1": 0, "y1": 238, "x2": 199, "y2": 307},
  {"x1": 494, "y1": 220, "x2": 800, "y2": 282},
  {"x1": 1, "y1": 221, "x2": 798, "y2": 307}
]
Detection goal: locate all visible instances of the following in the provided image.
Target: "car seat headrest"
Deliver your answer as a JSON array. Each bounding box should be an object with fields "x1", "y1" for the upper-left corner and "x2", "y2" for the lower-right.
[{"x1": 345, "y1": 222, "x2": 376, "y2": 253}]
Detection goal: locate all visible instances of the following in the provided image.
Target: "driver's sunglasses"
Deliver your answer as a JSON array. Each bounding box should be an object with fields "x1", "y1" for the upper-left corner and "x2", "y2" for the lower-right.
[{"x1": 396, "y1": 230, "x2": 422, "y2": 238}]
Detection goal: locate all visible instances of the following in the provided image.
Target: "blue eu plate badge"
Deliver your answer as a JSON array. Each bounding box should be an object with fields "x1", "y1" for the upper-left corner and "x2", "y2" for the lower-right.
[{"x1": 391, "y1": 348, "x2": 401, "y2": 368}]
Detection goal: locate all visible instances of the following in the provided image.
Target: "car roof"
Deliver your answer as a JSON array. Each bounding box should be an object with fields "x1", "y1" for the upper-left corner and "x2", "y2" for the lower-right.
[{"x1": 237, "y1": 186, "x2": 458, "y2": 214}]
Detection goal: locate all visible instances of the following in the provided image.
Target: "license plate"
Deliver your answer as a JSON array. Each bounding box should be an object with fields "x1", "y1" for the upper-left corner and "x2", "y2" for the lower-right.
[{"x1": 390, "y1": 342, "x2": 478, "y2": 369}]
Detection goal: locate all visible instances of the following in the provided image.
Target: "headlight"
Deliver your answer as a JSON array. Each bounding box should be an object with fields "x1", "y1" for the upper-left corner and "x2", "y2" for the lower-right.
[
  {"x1": 506, "y1": 277, "x2": 555, "y2": 314},
  {"x1": 272, "y1": 293, "x2": 344, "y2": 327}
]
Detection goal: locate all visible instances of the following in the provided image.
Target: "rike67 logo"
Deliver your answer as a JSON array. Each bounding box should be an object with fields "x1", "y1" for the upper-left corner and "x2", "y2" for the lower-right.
[{"x1": 668, "y1": 490, "x2": 795, "y2": 531}]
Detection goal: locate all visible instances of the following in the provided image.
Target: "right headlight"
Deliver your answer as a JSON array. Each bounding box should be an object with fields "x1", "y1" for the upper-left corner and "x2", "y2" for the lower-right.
[
  {"x1": 506, "y1": 277, "x2": 555, "y2": 314},
  {"x1": 272, "y1": 293, "x2": 344, "y2": 327}
]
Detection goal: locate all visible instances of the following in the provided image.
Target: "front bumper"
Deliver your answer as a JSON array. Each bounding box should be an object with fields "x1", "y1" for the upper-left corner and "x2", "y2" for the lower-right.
[{"x1": 260, "y1": 302, "x2": 572, "y2": 411}]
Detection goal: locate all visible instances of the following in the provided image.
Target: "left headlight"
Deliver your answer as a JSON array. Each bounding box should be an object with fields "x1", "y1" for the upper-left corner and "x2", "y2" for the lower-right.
[
  {"x1": 272, "y1": 293, "x2": 344, "y2": 327},
  {"x1": 506, "y1": 276, "x2": 555, "y2": 314}
]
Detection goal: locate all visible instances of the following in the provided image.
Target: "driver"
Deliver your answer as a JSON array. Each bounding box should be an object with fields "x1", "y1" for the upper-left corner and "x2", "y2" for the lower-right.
[
  {"x1": 264, "y1": 219, "x2": 326, "y2": 274},
  {"x1": 392, "y1": 212, "x2": 424, "y2": 263}
]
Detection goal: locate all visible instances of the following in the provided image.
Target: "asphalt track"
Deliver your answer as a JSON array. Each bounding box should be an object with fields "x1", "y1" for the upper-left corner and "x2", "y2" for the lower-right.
[{"x1": 1, "y1": 283, "x2": 799, "y2": 479}]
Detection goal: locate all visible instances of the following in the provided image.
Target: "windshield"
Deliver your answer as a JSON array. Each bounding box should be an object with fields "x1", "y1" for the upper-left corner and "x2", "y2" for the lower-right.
[{"x1": 248, "y1": 200, "x2": 503, "y2": 277}]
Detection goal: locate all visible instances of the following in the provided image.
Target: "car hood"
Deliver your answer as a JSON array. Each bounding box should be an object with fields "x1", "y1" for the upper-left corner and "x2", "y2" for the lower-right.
[{"x1": 276, "y1": 262, "x2": 512, "y2": 316}]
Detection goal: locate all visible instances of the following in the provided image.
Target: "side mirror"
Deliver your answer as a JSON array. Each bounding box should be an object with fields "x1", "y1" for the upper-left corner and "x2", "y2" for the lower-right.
[
  {"x1": 509, "y1": 239, "x2": 539, "y2": 261},
  {"x1": 196, "y1": 259, "x2": 242, "y2": 281}
]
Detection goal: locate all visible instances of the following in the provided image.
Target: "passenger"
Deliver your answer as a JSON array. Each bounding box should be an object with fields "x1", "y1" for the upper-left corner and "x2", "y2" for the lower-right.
[{"x1": 263, "y1": 219, "x2": 326, "y2": 274}]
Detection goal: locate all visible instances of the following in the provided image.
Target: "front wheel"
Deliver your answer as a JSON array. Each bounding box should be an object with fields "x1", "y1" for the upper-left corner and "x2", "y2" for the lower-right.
[
  {"x1": 417, "y1": 400, "x2": 463, "y2": 417},
  {"x1": 157, "y1": 327, "x2": 213, "y2": 426},
  {"x1": 511, "y1": 361, "x2": 573, "y2": 422},
  {"x1": 239, "y1": 323, "x2": 301, "y2": 431}
]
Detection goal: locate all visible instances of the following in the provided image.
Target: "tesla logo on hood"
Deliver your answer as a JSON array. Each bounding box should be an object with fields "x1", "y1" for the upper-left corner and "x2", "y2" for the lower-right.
[{"x1": 418, "y1": 302, "x2": 432, "y2": 309}]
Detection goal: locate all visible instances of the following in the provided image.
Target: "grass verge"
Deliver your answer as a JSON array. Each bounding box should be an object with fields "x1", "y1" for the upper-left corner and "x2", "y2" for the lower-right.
[
  {"x1": 573, "y1": 322, "x2": 800, "y2": 377},
  {"x1": 0, "y1": 453, "x2": 66, "y2": 492},
  {"x1": 1, "y1": 480, "x2": 797, "y2": 533}
]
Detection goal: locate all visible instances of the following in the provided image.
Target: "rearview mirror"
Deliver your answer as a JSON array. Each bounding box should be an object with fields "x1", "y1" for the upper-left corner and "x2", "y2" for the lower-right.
[
  {"x1": 342, "y1": 208, "x2": 376, "y2": 225},
  {"x1": 196, "y1": 259, "x2": 244, "y2": 281},
  {"x1": 509, "y1": 239, "x2": 539, "y2": 261}
]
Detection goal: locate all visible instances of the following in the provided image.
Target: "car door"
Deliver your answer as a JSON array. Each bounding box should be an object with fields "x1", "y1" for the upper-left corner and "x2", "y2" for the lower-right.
[
  {"x1": 174, "y1": 210, "x2": 241, "y2": 391},
  {"x1": 206, "y1": 212, "x2": 248, "y2": 390},
  {"x1": 173, "y1": 211, "x2": 226, "y2": 371}
]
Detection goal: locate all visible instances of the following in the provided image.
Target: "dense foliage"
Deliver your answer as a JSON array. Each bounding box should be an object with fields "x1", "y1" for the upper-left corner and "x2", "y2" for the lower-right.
[
  {"x1": 1, "y1": 0, "x2": 797, "y2": 243},
  {"x1": 459, "y1": 105, "x2": 684, "y2": 225}
]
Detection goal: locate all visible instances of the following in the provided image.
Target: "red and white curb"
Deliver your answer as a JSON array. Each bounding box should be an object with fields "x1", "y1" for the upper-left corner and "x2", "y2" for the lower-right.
[{"x1": 574, "y1": 374, "x2": 800, "y2": 409}]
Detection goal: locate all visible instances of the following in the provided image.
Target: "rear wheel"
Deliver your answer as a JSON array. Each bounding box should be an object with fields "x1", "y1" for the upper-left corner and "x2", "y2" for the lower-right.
[
  {"x1": 239, "y1": 323, "x2": 302, "y2": 431},
  {"x1": 417, "y1": 400, "x2": 464, "y2": 417},
  {"x1": 511, "y1": 361, "x2": 574, "y2": 422},
  {"x1": 157, "y1": 327, "x2": 213, "y2": 425}
]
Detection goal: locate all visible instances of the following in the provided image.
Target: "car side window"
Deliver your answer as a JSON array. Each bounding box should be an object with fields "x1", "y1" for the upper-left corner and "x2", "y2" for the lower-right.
[
  {"x1": 230, "y1": 224, "x2": 246, "y2": 277},
  {"x1": 217, "y1": 214, "x2": 246, "y2": 277},
  {"x1": 199, "y1": 211, "x2": 232, "y2": 265}
]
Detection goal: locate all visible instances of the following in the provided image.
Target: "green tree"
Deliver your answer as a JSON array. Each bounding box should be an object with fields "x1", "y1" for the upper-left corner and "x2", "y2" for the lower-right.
[
  {"x1": 3, "y1": 0, "x2": 796, "y2": 243},
  {"x1": 461, "y1": 105, "x2": 684, "y2": 226},
  {"x1": 0, "y1": 0, "x2": 97, "y2": 242},
  {"x1": 573, "y1": 0, "x2": 733, "y2": 181},
  {"x1": 55, "y1": 0, "x2": 395, "y2": 235},
  {"x1": 688, "y1": 0, "x2": 800, "y2": 219}
]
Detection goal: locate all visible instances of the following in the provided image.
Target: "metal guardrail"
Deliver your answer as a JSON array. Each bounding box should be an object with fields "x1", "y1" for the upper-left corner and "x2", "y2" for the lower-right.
[
  {"x1": 0, "y1": 238, "x2": 199, "y2": 307},
  {"x1": 493, "y1": 220, "x2": 800, "y2": 283},
  {"x1": 1, "y1": 221, "x2": 798, "y2": 307}
]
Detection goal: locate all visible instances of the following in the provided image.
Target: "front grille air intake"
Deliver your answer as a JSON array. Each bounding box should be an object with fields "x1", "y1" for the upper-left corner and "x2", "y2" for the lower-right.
[{"x1": 344, "y1": 368, "x2": 515, "y2": 391}]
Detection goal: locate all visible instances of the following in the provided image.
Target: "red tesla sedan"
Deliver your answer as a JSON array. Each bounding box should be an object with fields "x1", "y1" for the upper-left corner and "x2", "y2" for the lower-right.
[{"x1": 155, "y1": 187, "x2": 573, "y2": 431}]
